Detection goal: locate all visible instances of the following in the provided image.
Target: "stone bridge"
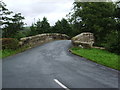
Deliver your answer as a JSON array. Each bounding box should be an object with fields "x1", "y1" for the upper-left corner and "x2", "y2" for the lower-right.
[
  {"x1": 19, "y1": 33, "x2": 70, "y2": 48},
  {"x1": 19, "y1": 32, "x2": 94, "y2": 49}
]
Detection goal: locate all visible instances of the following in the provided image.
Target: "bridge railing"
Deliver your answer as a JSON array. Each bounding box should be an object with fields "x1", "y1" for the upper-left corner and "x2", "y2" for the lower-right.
[
  {"x1": 72, "y1": 32, "x2": 94, "y2": 48},
  {"x1": 19, "y1": 33, "x2": 70, "y2": 48}
]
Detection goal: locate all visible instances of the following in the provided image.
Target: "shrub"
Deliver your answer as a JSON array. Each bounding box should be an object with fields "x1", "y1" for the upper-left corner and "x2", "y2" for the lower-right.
[
  {"x1": 13, "y1": 32, "x2": 26, "y2": 40},
  {"x1": 104, "y1": 31, "x2": 120, "y2": 54},
  {"x1": 1, "y1": 38, "x2": 19, "y2": 50}
]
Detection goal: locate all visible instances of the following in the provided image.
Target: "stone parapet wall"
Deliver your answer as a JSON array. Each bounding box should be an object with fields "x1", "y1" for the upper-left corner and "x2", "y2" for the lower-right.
[
  {"x1": 19, "y1": 33, "x2": 70, "y2": 48},
  {"x1": 72, "y1": 32, "x2": 94, "y2": 48}
]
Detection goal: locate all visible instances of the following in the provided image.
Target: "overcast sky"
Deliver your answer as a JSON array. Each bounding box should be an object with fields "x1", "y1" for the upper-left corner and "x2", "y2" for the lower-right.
[
  {"x1": 3, "y1": 0, "x2": 118, "y2": 26},
  {"x1": 3, "y1": 0, "x2": 74, "y2": 26}
]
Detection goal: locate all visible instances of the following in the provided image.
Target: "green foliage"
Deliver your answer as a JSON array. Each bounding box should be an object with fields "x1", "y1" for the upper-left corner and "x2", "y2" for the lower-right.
[
  {"x1": 13, "y1": 32, "x2": 27, "y2": 40},
  {"x1": 0, "y1": 49, "x2": 16, "y2": 59},
  {"x1": 68, "y1": 2, "x2": 116, "y2": 44},
  {"x1": 29, "y1": 23, "x2": 37, "y2": 36},
  {"x1": 104, "y1": 2, "x2": 120, "y2": 54},
  {"x1": 39, "y1": 17, "x2": 50, "y2": 33},
  {"x1": 0, "y1": 45, "x2": 29, "y2": 59},
  {"x1": 3, "y1": 13, "x2": 25, "y2": 38},
  {"x1": 0, "y1": 49, "x2": 17, "y2": 59},
  {"x1": 0, "y1": 1, "x2": 13, "y2": 25},
  {"x1": 70, "y1": 47, "x2": 120, "y2": 70},
  {"x1": 52, "y1": 18, "x2": 73, "y2": 37},
  {"x1": 67, "y1": 2, "x2": 120, "y2": 54},
  {"x1": 104, "y1": 31, "x2": 120, "y2": 54},
  {"x1": 1, "y1": 1, "x2": 25, "y2": 38},
  {"x1": 52, "y1": 20, "x2": 62, "y2": 33},
  {"x1": 2, "y1": 38, "x2": 19, "y2": 50},
  {"x1": 29, "y1": 17, "x2": 50, "y2": 36},
  {"x1": 35, "y1": 19, "x2": 42, "y2": 33},
  {"x1": 29, "y1": 18, "x2": 73, "y2": 37},
  {"x1": 23, "y1": 26, "x2": 31, "y2": 31}
]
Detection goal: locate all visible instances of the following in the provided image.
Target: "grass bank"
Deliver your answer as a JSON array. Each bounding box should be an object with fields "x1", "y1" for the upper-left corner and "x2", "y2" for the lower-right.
[
  {"x1": 70, "y1": 47, "x2": 120, "y2": 71},
  {"x1": 0, "y1": 46, "x2": 29, "y2": 59}
]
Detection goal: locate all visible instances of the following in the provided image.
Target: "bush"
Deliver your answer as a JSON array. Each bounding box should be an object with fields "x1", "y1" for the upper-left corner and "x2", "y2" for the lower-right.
[
  {"x1": 13, "y1": 32, "x2": 28, "y2": 40},
  {"x1": 1, "y1": 38, "x2": 19, "y2": 50},
  {"x1": 104, "y1": 31, "x2": 120, "y2": 54}
]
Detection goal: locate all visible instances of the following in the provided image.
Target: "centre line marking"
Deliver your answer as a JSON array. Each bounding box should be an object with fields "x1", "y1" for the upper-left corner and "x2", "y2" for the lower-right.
[{"x1": 54, "y1": 79, "x2": 70, "y2": 90}]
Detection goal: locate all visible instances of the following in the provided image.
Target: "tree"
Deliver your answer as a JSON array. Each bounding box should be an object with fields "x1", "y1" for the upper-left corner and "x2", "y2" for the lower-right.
[
  {"x1": 1, "y1": 1, "x2": 25, "y2": 38},
  {"x1": 39, "y1": 17, "x2": 50, "y2": 33},
  {"x1": 35, "y1": 19, "x2": 42, "y2": 34},
  {"x1": 52, "y1": 18, "x2": 72, "y2": 37},
  {"x1": 67, "y1": 2, "x2": 116, "y2": 46},
  {"x1": 3, "y1": 13, "x2": 25, "y2": 38},
  {"x1": 105, "y1": 1, "x2": 120, "y2": 54},
  {"x1": 0, "y1": 1, "x2": 12, "y2": 38},
  {"x1": 52, "y1": 20, "x2": 62, "y2": 33},
  {"x1": 29, "y1": 17, "x2": 50, "y2": 35},
  {"x1": 67, "y1": 1, "x2": 120, "y2": 54},
  {"x1": 0, "y1": 1, "x2": 13, "y2": 26},
  {"x1": 29, "y1": 23, "x2": 37, "y2": 36}
]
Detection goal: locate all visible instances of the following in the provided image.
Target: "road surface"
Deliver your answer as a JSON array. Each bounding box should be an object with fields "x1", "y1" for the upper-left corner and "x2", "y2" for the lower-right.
[{"x1": 3, "y1": 40, "x2": 119, "y2": 88}]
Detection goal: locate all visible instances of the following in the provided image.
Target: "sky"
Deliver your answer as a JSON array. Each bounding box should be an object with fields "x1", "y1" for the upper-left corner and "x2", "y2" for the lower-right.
[
  {"x1": 3, "y1": 0, "x2": 118, "y2": 26},
  {"x1": 3, "y1": 0, "x2": 74, "y2": 26}
]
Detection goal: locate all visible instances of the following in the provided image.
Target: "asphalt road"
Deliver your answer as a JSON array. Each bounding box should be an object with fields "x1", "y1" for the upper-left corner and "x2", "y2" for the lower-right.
[{"x1": 3, "y1": 40, "x2": 119, "y2": 88}]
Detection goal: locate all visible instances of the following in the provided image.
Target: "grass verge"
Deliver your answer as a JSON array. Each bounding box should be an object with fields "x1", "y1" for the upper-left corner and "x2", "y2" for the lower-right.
[
  {"x1": 0, "y1": 46, "x2": 29, "y2": 59},
  {"x1": 70, "y1": 47, "x2": 120, "y2": 71}
]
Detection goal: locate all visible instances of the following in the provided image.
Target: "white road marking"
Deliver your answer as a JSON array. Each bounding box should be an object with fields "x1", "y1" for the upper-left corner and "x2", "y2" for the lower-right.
[{"x1": 54, "y1": 79, "x2": 70, "y2": 90}]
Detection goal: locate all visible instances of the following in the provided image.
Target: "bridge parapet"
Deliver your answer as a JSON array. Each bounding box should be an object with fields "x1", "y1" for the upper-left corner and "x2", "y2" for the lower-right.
[
  {"x1": 19, "y1": 33, "x2": 69, "y2": 48},
  {"x1": 72, "y1": 32, "x2": 94, "y2": 48}
]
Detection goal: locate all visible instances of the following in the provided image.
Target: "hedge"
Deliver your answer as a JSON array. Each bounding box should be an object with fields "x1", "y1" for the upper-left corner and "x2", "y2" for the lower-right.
[{"x1": 1, "y1": 38, "x2": 19, "y2": 50}]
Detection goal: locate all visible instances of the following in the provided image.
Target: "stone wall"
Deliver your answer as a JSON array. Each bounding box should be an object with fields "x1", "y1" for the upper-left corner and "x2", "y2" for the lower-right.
[
  {"x1": 19, "y1": 33, "x2": 70, "y2": 48},
  {"x1": 72, "y1": 32, "x2": 94, "y2": 48}
]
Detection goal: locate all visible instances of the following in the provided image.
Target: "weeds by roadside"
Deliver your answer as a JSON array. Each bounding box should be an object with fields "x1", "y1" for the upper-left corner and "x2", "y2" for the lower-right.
[{"x1": 0, "y1": 45, "x2": 29, "y2": 59}]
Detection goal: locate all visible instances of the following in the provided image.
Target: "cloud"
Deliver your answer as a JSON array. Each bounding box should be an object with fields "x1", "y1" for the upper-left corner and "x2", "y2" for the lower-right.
[
  {"x1": 3, "y1": 0, "x2": 117, "y2": 26},
  {"x1": 3, "y1": 0, "x2": 74, "y2": 26}
]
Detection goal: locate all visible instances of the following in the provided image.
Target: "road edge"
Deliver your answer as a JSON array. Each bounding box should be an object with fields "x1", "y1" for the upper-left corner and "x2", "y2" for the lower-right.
[{"x1": 68, "y1": 49, "x2": 120, "y2": 73}]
